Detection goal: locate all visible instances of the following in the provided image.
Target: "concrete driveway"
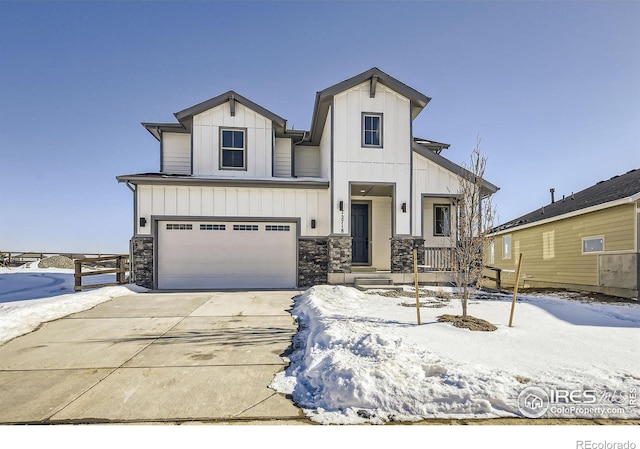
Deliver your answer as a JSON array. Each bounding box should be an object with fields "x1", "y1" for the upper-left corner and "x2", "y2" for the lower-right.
[{"x1": 0, "y1": 291, "x2": 310, "y2": 424}]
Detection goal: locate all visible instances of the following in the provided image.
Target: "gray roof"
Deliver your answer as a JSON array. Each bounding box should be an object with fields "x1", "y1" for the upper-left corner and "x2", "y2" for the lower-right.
[
  {"x1": 307, "y1": 67, "x2": 432, "y2": 145},
  {"x1": 495, "y1": 168, "x2": 640, "y2": 232},
  {"x1": 141, "y1": 123, "x2": 188, "y2": 141}
]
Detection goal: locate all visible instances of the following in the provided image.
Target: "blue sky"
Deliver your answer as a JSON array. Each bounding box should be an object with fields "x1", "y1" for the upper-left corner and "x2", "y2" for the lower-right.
[{"x1": 1, "y1": 1, "x2": 638, "y2": 254}]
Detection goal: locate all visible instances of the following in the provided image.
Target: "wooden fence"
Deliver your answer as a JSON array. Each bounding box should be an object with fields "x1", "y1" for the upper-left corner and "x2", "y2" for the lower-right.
[
  {"x1": 74, "y1": 255, "x2": 129, "y2": 291},
  {"x1": 1, "y1": 251, "x2": 123, "y2": 267},
  {"x1": 482, "y1": 265, "x2": 502, "y2": 290}
]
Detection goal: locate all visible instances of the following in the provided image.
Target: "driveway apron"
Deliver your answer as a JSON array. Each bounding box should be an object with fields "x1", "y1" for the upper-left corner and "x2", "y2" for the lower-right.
[{"x1": 0, "y1": 291, "x2": 307, "y2": 424}]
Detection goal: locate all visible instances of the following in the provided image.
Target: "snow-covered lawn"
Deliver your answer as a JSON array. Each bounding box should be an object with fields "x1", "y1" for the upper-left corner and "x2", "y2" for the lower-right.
[
  {"x1": 271, "y1": 285, "x2": 640, "y2": 424},
  {"x1": 0, "y1": 264, "x2": 145, "y2": 344}
]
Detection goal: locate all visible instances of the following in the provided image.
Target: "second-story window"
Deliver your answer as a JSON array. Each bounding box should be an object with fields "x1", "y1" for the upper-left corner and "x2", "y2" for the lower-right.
[
  {"x1": 220, "y1": 128, "x2": 246, "y2": 170},
  {"x1": 362, "y1": 113, "x2": 383, "y2": 148}
]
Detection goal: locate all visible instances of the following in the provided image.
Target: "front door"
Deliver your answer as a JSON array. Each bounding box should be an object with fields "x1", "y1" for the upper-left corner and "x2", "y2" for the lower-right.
[{"x1": 351, "y1": 203, "x2": 369, "y2": 264}]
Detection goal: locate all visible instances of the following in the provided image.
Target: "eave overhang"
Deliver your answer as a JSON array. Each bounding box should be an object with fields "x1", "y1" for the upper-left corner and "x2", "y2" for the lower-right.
[
  {"x1": 141, "y1": 123, "x2": 188, "y2": 141},
  {"x1": 116, "y1": 174, "x2": 330, "y2": 190}
]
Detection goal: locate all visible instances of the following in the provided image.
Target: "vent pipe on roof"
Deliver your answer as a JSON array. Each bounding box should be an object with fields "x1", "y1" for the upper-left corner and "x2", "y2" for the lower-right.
[{"x1": 550, "y1": 188, "x2": 555, "y2": 204}]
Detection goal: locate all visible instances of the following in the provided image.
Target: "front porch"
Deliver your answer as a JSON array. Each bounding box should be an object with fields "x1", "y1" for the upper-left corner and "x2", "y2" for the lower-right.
[{"x1": 325, "y1": 242, "x2": 456, "y2": 286}]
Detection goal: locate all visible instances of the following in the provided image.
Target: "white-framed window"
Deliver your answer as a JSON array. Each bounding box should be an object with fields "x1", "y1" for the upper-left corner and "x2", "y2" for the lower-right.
[
  {"x1": 362, "y1": 113, "x2": 383, "y2": 148},
  {"x1": 434, "y1": 204, "x2": 451, "y2": 236},
  {"x1": 220, "y1": 128, "x2": 246, "y2": 170},
  {"x1": 582, "y1": 236, "x2": 604, "y2": 254},
  {"x1": 503, "y1": 234, "x2": 512, "y2": 259},
  {"x1": 489, "y1": 240, "x2": 495, "y2": 264}
]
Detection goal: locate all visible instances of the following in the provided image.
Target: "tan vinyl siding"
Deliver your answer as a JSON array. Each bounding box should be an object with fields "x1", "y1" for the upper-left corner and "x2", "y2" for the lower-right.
[{"x1": 491, "y1": 204, "x2": 636, "y2": 288}]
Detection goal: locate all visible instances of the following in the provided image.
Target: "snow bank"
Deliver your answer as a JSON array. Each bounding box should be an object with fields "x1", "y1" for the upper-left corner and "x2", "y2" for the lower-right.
[
  {"x1": 271, "y1": 285, "x2": 640, "y2": 424},
  {"x1": 0, "y1": 285, "x2": 146, "y2": 344}
]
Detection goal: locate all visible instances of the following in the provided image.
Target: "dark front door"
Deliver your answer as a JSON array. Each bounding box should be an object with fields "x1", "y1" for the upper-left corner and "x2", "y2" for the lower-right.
[{"x1": 351, "y1": 203, "x2": 369, "y2": 264}]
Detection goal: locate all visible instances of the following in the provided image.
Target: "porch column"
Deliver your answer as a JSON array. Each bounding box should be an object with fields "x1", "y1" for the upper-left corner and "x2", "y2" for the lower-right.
[
  {"x1": 298, "y1": 237, "x2": 329, "y2": 287},
  {"x1": 391, "y1": 237, "x2": 425, "y2": 273},
  {"x1": 328, "y1": 236, "x2": 352, "y2": 273}
]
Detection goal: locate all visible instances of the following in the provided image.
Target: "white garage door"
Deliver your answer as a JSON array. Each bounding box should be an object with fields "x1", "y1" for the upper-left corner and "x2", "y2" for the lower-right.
[{"x1": 157, "y1": 220, "x2": 297, "y2": 289}]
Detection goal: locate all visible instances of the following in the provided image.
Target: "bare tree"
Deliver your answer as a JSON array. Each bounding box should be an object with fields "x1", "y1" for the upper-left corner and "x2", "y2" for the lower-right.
[{"x1": 450, "y1": 138, "x2": 496, "y2": 319}]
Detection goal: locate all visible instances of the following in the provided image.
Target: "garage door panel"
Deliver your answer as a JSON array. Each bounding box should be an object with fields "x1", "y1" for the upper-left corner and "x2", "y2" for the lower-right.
[{"x1": 158, "y1": 221, "x2": 296, "y2": 289}]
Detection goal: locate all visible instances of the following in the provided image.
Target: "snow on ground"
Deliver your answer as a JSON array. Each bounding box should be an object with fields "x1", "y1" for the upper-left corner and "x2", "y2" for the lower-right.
[
  {"x1": 0, "y1": 264, "x2": 146, "y2": 344},
  {"x1": 271, "y1": 285, "x2": 640, "y2": 424}
]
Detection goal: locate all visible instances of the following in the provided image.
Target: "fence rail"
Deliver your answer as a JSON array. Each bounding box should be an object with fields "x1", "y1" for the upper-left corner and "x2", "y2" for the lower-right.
[
  {"x1": 74, "y1": 255, "x2": 129, "y2": 291},
  {"x1": 1, "y1": 251, "x2": 124, "y2": 267}
]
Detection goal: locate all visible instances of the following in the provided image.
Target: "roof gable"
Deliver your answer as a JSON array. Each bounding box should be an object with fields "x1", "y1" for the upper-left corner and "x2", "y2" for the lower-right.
[
  {"x1": 174, "y1": 90, "x2": 287, "y2": 134},
  {"x1": 308, "y1": 67, "x2": 432, "y2": 145},
  {"x1": 495, "y1": 168, "x2": 640, "y2": 232}
]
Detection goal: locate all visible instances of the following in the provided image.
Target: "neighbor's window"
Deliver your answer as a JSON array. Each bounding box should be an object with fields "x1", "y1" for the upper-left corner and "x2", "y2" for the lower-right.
[
  {"x1": 362, "y1": 113, "x2": 383, "y2": 147},
  {"x1": 220, "y1": 128, "x2": 246, "y2": 169},
  {"x1": 582, "y1": 236, "x2": 604, "y2": 254},
  {"x1": 434, "y1": 204, "x2": 451, "y2": 236},
  {"x1": 503, "y1": 235, "x2": 512, "y2": 259},
  {"x1": 489, "y1": 240, "x2": 495, "y2": 264}
]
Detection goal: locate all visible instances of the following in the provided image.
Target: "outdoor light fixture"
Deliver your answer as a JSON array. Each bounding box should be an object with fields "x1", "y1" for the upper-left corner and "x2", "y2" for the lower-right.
[
  {"x1": 311, "y1": 219, "x2": 316, "y2": 229},
  {"x1": 339, "y1": 201, "x2": 344, "y2": 211},
  {"x1": 401, "y1": 202, "x2": 407, "y2": 213},
  {"x1": 139, "y1": 217, "x2": 147, "y2": 227}
]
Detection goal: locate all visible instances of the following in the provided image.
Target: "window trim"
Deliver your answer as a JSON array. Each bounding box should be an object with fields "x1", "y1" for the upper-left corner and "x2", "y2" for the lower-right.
[
  {"x1": 582, "y1": 236, "x2": 605, "y2": 254},
  {"x1": 361, "y1": 112, "x2": 383, "y2": 148},
  {"x1": 219, "y1": 127, "x2": 247, "y2": 171},
  {"x1": 433, "y1": 204, "x2": 451, "y2": 237},
  {"x1": 502, "y1": 234, "x2": 512, "y2": 260}
]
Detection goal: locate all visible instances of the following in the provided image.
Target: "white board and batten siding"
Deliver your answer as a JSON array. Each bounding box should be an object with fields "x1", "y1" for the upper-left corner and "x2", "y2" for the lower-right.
[
  {"x1": 192, "y1": 101, "x2": 273, "y2": 177},
  {"x1": 137, "y1": 185, "x2": 330, "y2": 237},
  {"x1": 332, "y1": 82, "x2": 412, "y2": 235},
  {"x1": 294, "y1": 147, "x2": 321, "y2": 177},
  {"x1": 157, "y1": 220, "x2": 297, "y2": 289},
  {"x1": 161, "y1": 132, "x2": 191, "y2": 174},
  {"x1": 412, "y1": 151, "x2": 462, "y2": 241},
  {"x1": 274, "y1": 138, "x2": 292, "y2": 177}
]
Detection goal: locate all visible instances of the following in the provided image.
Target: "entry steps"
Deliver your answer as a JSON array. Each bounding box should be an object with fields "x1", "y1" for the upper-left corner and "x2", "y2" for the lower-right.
[{"x1": 353, "y1": 277, "x2": 403, "y2": 292}]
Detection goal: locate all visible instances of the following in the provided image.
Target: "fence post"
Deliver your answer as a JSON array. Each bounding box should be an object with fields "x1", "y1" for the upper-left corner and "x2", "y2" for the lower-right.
[
  {"x1": 413, "y1": 249, "x2": 422, "y2": 325},
  {"x1": 508, "y1": 253, "x2": 524, "y2": 327},
  {"x1": 74, "y1": 259, "x2": 82, "y2": 292},
  {"x1": 117, "y1": 256, "x2": 126, "y2": 284}
]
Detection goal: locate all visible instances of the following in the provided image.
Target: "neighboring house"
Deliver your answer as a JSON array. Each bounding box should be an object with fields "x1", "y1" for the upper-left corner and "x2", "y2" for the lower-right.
[
  {"x1": 117, "y1": 67, "x2": 498, "y2": 290},
  {"x1": 489, "y1": 169, "x2": 640, "y2": 299}
]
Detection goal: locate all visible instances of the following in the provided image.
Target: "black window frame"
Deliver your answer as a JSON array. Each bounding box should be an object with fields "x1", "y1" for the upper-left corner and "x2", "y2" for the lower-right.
[
  {"x1": 361, "y1": 112, "x2": 383, "y2": 148},
  {"x1": 433, "y1": 204, "x2": 451, "y2": 237},
  {"x1": 220, "y1": 127, "x2": 247, "y2": 170}
]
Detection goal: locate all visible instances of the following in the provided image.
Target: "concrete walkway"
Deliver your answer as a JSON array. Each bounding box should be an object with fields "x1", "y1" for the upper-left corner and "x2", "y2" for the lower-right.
[{"x1": 0, "y1": 291, "x2": 311, "y2": 424}]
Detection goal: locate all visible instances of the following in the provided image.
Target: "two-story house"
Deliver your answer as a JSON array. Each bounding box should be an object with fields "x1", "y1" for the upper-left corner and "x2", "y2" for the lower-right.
[{"x1": 117, "y1": 68, "x2": 499, "y2": 290}]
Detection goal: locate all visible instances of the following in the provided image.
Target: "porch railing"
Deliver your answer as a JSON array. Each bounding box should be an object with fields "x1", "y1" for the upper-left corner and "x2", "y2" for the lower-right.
[{"x1": 423, "y1": 247, "x2": 454, "y2": 271}]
